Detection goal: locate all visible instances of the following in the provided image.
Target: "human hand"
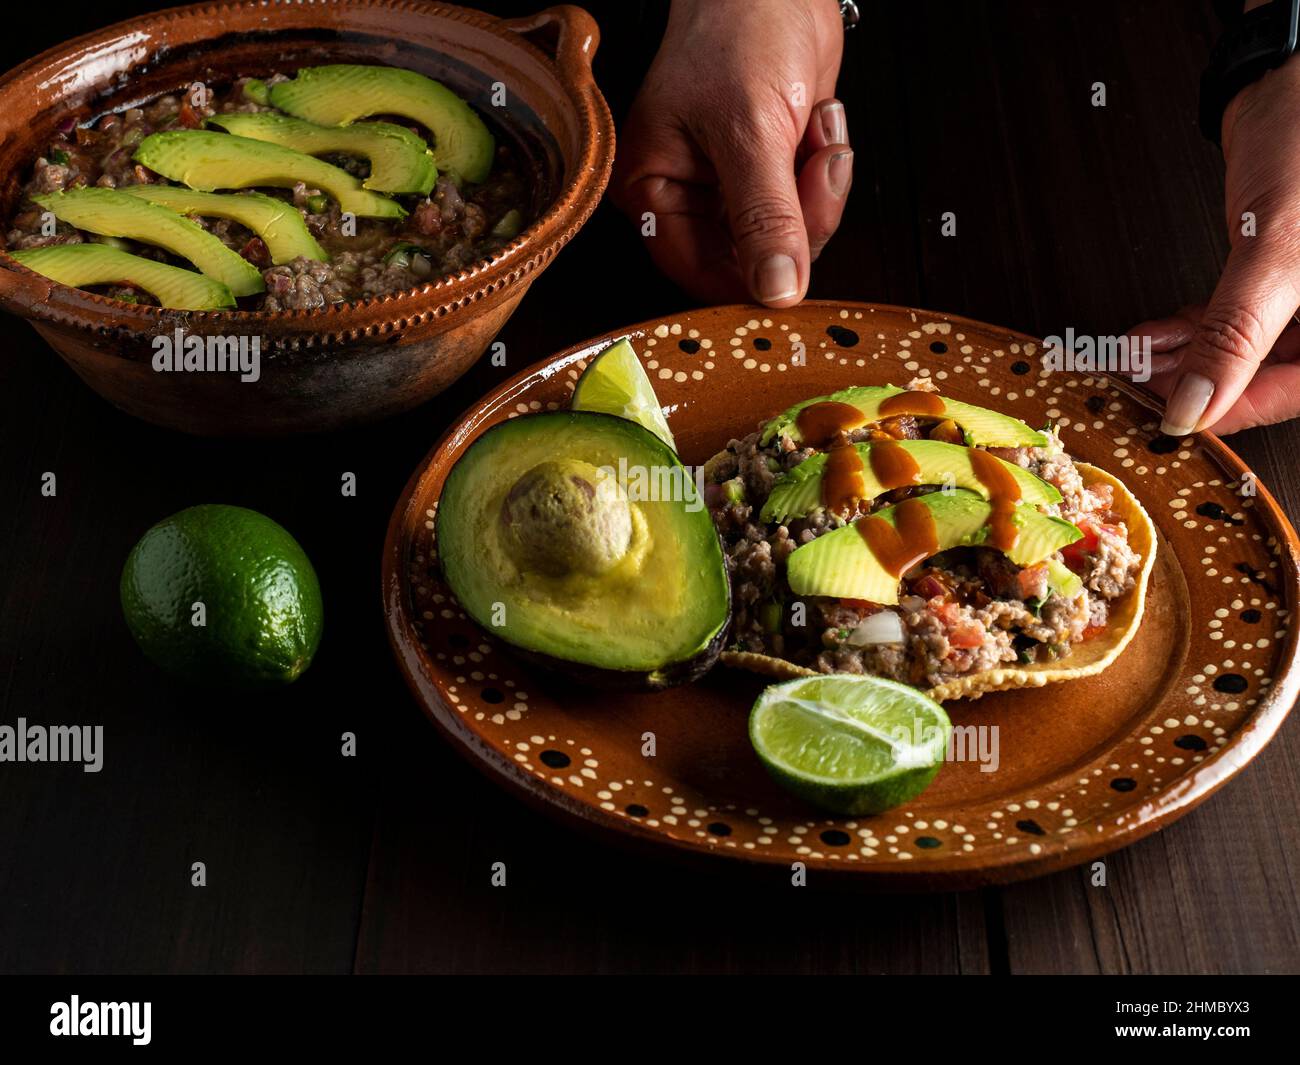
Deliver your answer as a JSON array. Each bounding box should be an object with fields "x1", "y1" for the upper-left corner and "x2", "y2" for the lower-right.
[
  {"x1": 1130, "y1": 48, "x2": 1300, "y2": 436},
  {"x1": 610, "y1": 0, "x2": 848, "y2": 307}
]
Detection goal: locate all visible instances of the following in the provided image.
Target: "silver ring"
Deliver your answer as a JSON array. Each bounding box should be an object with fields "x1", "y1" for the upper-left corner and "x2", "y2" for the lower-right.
[{"x1": 840, "y1": 1, "x2": 861, "y2": 30}]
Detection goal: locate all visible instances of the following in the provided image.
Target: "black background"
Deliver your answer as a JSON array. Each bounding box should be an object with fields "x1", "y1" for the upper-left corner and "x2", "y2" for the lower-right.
[{"x1": 2, "y1": 0, "x2": 1298, "y2": 975}]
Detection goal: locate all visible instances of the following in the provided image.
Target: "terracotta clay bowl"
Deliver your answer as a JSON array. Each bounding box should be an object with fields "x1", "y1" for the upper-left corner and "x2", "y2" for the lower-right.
[
  {"x1": 0, "y1": 1, "x2": 613, "y2": 436},
  {"x1": 384, "y1": 301, "x2": 1300, "y2": 888}
]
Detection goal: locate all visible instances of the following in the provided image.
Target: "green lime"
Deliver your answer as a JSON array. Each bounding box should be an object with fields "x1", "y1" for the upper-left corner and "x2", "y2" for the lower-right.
[
  {"x1": 571, "y1": 337, "x2": 677, "y2": 450},
  {"x1": 749, "y1": 674, "x2": 952, "y2": 814},
  {"x1": 120, "y1": 504, "x2": 323, "y2": 689}
]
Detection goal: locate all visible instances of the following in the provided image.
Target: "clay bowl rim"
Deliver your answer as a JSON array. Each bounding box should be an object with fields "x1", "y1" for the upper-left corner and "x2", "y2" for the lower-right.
[
  {"x1": 0, "y1": 0, "x2": 615, "y2": 342},
  {"x1": 382, "y1": 299, "x2": 1300, "y2": 889}
]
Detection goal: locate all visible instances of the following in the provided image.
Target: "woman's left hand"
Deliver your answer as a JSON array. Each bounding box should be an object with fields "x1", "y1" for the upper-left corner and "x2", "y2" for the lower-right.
[{"x1": 1128, "y1": 43, "x2": 1300, "y2": 436}]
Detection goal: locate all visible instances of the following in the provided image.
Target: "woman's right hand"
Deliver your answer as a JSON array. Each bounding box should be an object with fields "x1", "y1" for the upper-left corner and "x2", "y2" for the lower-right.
[{"x1": 610, "y1": 0, "x2": 850, "y2": 308}]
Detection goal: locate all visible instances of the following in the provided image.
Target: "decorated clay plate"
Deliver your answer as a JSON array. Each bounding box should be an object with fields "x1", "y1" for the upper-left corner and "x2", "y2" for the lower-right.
[{"x1": 382, "y1": 301, "x2": 1300, "y2": 887}]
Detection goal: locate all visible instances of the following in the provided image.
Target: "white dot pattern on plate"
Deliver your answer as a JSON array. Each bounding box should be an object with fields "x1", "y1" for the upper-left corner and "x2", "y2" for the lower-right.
[{"x1": 397, "y1": 305, "x2": 1297, "y2": 879}]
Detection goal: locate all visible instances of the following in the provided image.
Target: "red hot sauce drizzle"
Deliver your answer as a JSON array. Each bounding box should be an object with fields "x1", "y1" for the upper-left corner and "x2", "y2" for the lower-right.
[
  {"x1": 821, "y1": 441, "x2": 866, "y2": 516},
  {"x1": 795, "y1": 401, "x2": 866, "y2": 445},
  {"x1": 796, "y1": 401, "x2": 868, "y2": 517},
  {"x1": 856, "y1": 394, "x2": 943, "y2": 579},
  {"x1": 868, "y1": 438, "x2": 921, "y2": 491},
  {"x1": 968, "y1": 447, "x2": 1022, "y2": 552},
  {"x1": 792, "y1": 390, "x2": 1021, "y2": 583},
  {"x1": 878, "y1": 389, "x2": 947, "y2": 419},
  {"x1": 856, "y1": 497, "x2": 940, "y2": 579}
]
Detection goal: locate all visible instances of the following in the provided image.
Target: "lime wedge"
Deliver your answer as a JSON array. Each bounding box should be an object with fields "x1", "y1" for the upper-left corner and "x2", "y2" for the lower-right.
[
  {"x1": 749, "y1": 674, "x2": 952, "y2": 815},
  {"x1": 572, "y1": 338, "x2": 676, "y2": 451}
]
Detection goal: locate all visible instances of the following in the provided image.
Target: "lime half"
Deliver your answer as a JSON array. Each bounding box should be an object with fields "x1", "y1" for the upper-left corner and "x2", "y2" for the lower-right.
[
  {"x1": 750, "y1": 674, "x2": 952, "y2": 815},
  {"x1": 572, "y1": 338, "x2": 676, "y2": 451}
]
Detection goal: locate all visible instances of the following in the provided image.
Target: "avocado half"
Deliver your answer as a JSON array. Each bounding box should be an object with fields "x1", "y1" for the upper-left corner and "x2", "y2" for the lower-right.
[{"x1": 437, "y1": 411, "x2": 731, "y2": 690}]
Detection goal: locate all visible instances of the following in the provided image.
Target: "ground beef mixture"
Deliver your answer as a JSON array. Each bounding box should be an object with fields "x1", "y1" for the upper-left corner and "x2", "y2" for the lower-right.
[
  {"x1": 706, "y1": 378, "x2": 1143, "y2": 689},
  {"x1": 3, "y1": 75, "x2": 531, "y2": 310}
]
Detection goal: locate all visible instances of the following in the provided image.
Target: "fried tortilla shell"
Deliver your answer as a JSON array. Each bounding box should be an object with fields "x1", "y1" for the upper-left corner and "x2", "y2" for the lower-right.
[{"x1": 719, "y1": 462, "x2": 1156, "y2": 703}]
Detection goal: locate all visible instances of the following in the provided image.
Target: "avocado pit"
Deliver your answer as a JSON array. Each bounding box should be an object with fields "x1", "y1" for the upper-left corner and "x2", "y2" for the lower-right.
[{"x1": 500, "y1": 459, "x2": 632, "y2": 577}]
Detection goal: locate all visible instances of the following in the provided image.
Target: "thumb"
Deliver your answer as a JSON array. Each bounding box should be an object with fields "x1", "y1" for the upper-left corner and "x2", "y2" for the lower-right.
[
  {"x1": 712, "y1": 121, "x2": 809, "y2": 308},
  {"x1": 1160, "y1": 237, "x2": 1300, "y2": 435}
]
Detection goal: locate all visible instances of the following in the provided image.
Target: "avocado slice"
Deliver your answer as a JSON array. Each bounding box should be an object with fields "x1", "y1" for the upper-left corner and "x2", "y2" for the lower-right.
[
  {"x1": 786, "y1": 489, "x2": 1081, "y2": 605},
  {"x1": 209, "y1": 113, "x2": 436, "y2": 196},
  {"x1": 761, "y1": 439, "x2": 1062, "y2": 523},
  {"x1": 34, "y1": 189, "x2": 264, "y2": 297},
  {"x1": 269, "y1": 64, "x2": 494, "y2": 184},
  {"x1": 9, "y1": 244, "x2": 234, "y2": 309},
  {"x1": 134, "y1": 131, "x2": 406, "y2": 219},
  {"x1": 437, "y1": 411, "x2": 731, "y2": 688},
  {"x1": 761, "y1": 385, "x2": 1050, "y2": 448},
  {"x1": 117, "y1": 186, "x2": 326, "y2": 264}
]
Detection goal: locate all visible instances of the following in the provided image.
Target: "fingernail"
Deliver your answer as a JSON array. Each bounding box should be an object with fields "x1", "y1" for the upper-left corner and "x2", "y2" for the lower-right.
[
  {"x1": 755, "y1": 254, "x2": 800, "y2": 304},
  {"x1": 1160, "y1": 371, "x2": 1215, "y2": 436},
  {"x1": 828, "y1": 149, "x2": 853, "y2": 198},
  {"x1": 818, "y1": 101, "x2": 847, "y2": 146}
]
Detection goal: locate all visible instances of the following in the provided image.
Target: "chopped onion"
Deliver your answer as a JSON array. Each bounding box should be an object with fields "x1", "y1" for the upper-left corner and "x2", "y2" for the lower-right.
[{"x1": 846, "y1": 610, "x2": 905, "y2": 646}]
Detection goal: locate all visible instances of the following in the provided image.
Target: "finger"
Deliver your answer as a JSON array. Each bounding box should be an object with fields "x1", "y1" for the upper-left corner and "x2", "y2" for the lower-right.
[
  {"x1": 617, "y1": 174, "x2": 747, "y2": 303},
  {"x1": 1271, "y1": 321, "x2": 1300, "y2": 362},
  {"x1": 1147, "y1": 351, "x2": 1184, "y2": 378},
  {"x1": 1202, "y1": 361, "x2": 1300, "y2": 434},
  {"x1": 618, "y1": 173, "x2": 723, "y2": 222},
  {"x1": 647, "y1": 213, "x2": 748, "y2": 304},
  {"x1": 1158, "y1": 239, "x2": 1300, "y2": 435},
  {"x1": 1147, "y1": 315, "x2": 1300, "y2": 394},
  {"x1": 709, "y1": 118, "x2": 809, "y2": 307},
  {"x1": 1126, "y1": 313, "x2": 1200, "y2": 353},
  {"x1": 645, "y1": 212, "x2": 748, "y2": 303},
  {"x1": 1126, "y1": 308, "x2": 1203, "y2": 381},
  {"x1": 610, "y1": 97, "x2": 718, "y2": 217},
  {"x1": 799, "y1": 145, "x2": 852, "y2": 260}
]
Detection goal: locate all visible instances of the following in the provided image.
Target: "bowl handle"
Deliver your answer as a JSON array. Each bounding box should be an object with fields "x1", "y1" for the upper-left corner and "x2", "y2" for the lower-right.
[{"x1": 501, "y1": 5, "x2": 601, "y2": 80}]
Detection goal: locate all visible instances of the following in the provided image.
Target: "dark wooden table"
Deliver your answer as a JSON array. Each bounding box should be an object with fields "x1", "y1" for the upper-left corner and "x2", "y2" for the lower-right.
[{"x1": 2, "y1": 0, "x2": 1297, "y2": 975}]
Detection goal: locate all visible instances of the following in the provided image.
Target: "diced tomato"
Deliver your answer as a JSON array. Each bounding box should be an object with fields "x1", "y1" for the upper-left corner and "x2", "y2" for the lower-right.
[
  {"x1": 1016, "y1": 562, "x2": 1049, "y2": 600},
  {"x1": 1061, "y1": 519, "x2": 1125, "y2": 572},
  {"x1": 948, "y1": 621, "x2": 986, "y2": 649},
  {"x1": 933, "y1": 601, "x2": 959, "y2": 624},
  {"x1": 1061, "y1": 519, "x2": 1100, "y2": 572},
  {"x1": 929, "y1": 598, "x2": 985, "y2": 650},
  {"x1": 1060, "y1": 535, "x2": 1095, "y2": 572},
  {"x1": 1081, "y1": 623, "x2": 1106, "y2": 640},
  {"x1": 1083, "y1": 483, "x2": 1114, "y2": 511}
]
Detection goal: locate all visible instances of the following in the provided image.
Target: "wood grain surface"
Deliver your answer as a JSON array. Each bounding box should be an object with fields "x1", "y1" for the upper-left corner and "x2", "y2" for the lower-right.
[{"x1": 0, "y1": 0, "x2": 1296, "y2": 974}]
